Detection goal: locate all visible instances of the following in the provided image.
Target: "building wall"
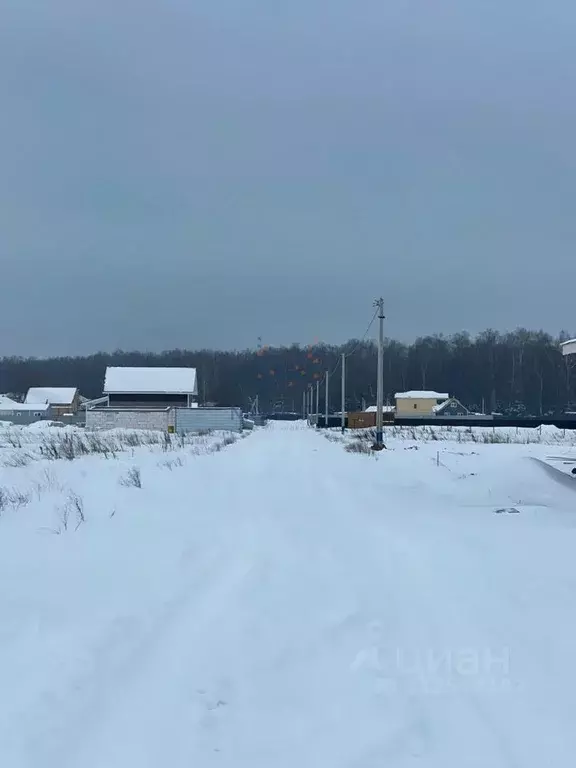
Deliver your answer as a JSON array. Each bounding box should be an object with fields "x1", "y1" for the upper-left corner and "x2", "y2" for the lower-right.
[
  {"x1": 41, "y1": 393, "x2": 81, "y2": 416},
  {"x1": 108, "y1": 393, "x2": 190, "y2": 408},
  {"x1": 396, "y1": 397, "x2": 445, "y2": 415},
  {"x1": 86, "y1": 409, "x2": 171, "y2": 431},
  {"x1": 0, "y1": 409, "x2": 54, "y2": 425}
]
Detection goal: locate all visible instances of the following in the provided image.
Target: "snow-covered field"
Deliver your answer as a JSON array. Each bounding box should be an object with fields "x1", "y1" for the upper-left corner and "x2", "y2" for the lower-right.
[{"x1": 1, "y1": 420, "x2": 576, "y2": 767}]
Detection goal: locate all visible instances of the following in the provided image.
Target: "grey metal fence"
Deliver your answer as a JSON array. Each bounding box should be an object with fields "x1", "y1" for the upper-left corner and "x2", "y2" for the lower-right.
[{"x1": 174, "y1": 407, "x2": 244, "y2": 434}]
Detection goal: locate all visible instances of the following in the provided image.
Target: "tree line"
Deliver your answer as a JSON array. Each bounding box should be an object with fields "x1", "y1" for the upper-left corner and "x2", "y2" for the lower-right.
[{"x1": 1, "y1": 328, "x2": 574, "y2": 416}]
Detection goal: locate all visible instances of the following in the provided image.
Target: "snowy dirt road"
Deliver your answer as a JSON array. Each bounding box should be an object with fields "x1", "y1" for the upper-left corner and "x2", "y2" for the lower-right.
[{"x1": 2, "y1": 423, "x2": 576, "y2": 767}]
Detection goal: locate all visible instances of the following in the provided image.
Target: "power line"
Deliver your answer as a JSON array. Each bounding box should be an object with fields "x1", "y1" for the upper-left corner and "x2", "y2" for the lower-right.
[
  {"x1": 314, "y1": 306, "x2": 380, "y2": 389},
  {"x1": 344, "y1": 307, "x2": 379, "y2": 358}
]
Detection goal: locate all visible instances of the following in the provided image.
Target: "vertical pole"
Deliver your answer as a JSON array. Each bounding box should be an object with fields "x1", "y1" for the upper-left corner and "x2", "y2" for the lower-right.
[
  {"x1": 302, "y1": 390, "x2": 306, "y2": 420},
  {"x1": 315, "y1": 380, "x2": 320, "y2": 424},
  {"x1": 375, "y1": 297, "x2": 385, "y2": 449},
  {"x1": 325, "y1": 370, "x2": 329, "y2": 427},
  {"x1": 341, "y1": 353, "x2": 346, "y2": 433}
]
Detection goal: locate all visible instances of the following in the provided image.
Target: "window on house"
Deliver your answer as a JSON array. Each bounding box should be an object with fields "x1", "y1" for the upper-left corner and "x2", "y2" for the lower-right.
[{"x1": 413, "y1": 403, "x2": 417, "y2": 409}]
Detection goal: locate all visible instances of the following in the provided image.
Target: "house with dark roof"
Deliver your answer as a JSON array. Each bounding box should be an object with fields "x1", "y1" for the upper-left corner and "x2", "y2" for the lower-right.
[{"x1": 432, "y1": 398, "x2": 469, "y2": 416}]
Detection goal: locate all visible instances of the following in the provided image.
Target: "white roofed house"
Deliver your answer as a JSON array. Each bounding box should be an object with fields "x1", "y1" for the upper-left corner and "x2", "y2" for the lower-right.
[
  {"x1": 85, "y1": 367, "x2": 199, "y2": 432},
  {"x1": 103, "y1": 367, "x2": 198, "y2": 409},
  {"x1": 0, "y1": 395, "x2": 51, "y2": 423},
  {"x1": 561, "y1": 338, "x2": 576, "y2": 357},
  {"x1": 25, "y1": 387, "x2": 80, "y2": 416}
]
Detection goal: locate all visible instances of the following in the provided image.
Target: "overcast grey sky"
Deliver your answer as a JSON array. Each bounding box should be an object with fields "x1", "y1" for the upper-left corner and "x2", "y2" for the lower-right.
[{"x1": 1, "y1": 0, "x2": 575, "y2": 356}]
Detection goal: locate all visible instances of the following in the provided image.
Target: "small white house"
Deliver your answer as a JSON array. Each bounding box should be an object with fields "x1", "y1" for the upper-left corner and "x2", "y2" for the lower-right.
[
  {"x1": 561, "y1": 338, "x2": 576, "y2": 356},
  {"x1": 0, "y1": 396, "x2": 51, "y2": 422}
]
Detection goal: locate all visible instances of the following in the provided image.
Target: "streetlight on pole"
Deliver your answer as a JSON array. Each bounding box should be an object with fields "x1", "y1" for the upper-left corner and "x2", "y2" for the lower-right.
[{"x1": 373, "y1": 297, "x2": 386, "y2": 450}]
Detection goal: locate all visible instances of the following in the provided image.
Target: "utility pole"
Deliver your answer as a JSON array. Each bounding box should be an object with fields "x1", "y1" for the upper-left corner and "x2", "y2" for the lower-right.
[
  {"x1": 341, "y1": 352, "x2": 346, "y2": 433},
  {"x1": 325, "y1": 370, "x2": 329, "y2": 427},
  {"x1": 373, "y1": 297, "x2": 386, "y2": 450},
  {"x1": 309, "y1": 386, "x2": 313, "y2": 421},
  {"x1": 315, "y1": 380, "x2": 320, "y2": 424},
  {"x1": 302, "y1": 390, "x2": 306, "y2": 420}
]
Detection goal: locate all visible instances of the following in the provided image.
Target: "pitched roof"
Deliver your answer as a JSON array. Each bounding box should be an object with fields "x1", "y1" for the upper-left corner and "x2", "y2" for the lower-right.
[
  {"x1": 365, "y1": 405, "x2": 395, "y2": 413},
  {"x1": 104, "y1": 367, "x2": 198, "y2": 395},
  {"x1": 0, "y1": 396, "x2": 19, "y2": 410},
  {"x1": 432, "y1": 397, "x2": 468, "y2": 414},
  {"x1": 0, "y1": 396, "x2": 50, "y2": 412},
  {"x1": 395, "y1": 390, "x2": 449, "y2": 400},
  {"x1": 561, "y1": 339, "x2": 576, "y2": 356},
  {"x1": 25, "y1": 387, "x2": 78, "y2": 405}
]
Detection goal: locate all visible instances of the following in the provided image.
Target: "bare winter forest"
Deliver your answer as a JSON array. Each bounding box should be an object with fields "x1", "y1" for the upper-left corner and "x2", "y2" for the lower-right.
[{"x1": 1, "y1": 328, "x2": 575, "y2": 415}]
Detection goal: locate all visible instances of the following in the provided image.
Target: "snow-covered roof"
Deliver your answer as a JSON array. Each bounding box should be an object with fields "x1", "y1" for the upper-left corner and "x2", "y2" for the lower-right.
[
  {"x1": 395, "y1": 391, "x2": 449, "y2": 400},
  {"x1": 0, "y1": 396, "x2": 50, "y2": 412},
  {"x1": 561, "y1": 339, "x2": 576, "y2": 356},
  {"x1": 0, "y1": 396, "x2": 19, "y2": 410},
  {"x1": 81, "y1": 396, "x2": 109, "y2": 410},
  {"x1": 432, "y1": 398, "x2": 467, "y2": 414},
  {"x1": 365, "y1": 405, "x2": 395, "y2": 413},
  {"x1": 25, "y1": 387, "x2": 78, "y2": 405},
  {"x1": 104, "y1": 367, "x2": 198, "y2": 395}
]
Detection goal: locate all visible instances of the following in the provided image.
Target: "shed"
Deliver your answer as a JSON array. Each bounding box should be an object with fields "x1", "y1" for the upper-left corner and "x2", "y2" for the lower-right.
[
  {"x1": 348, "y1": 408, "x2": 394, "y2": 429},
  {"x1": 347, "y1": 411, "x2": 376, "y2": 429},
  {"x1": 103, "y1": 367, "x2": 197, "y2": 409}
]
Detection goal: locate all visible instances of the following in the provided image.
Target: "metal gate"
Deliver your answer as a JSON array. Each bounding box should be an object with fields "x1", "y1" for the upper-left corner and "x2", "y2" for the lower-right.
[{"x1": 174, "y1": 407, "x2": 244, "y2": 434}]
